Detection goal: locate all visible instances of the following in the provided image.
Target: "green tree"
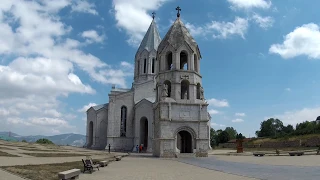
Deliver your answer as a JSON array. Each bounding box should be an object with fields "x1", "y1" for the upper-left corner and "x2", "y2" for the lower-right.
[
  {"x1": 224, "y1": 127, "x2": 238, "y2": 140},
  {"x1": 256, "y1": 118, "x2": 284, "y2": 137},
  {"x1": 35, "y1": 138, "x2": 54, "y2": 145},
  {"x1": 210, "y1": 128, "x2": 216, "y2": 148},
  {"x1": 217, "y1": 131, "x2": 230, "y2": 144},
  {"x1": 21, "y1": 139, "x2": 27, "y2": 142}
]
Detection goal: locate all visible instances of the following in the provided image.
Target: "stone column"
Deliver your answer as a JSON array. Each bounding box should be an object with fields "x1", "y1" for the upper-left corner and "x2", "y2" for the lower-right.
[{"x1": 174, "y1": 51, "x2": 179, "y2": 70}]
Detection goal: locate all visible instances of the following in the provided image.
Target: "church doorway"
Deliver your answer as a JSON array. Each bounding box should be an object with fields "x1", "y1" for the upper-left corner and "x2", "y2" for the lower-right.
[
  {"x1": 177, "y1": 130, "x2": 192, "y2": 153},
  {"x1": 140, "y1": 117, "x2": 148, "y2": 150},
  {"x1": 88, "y1": 121, "x2": 93, "y2": 147}
]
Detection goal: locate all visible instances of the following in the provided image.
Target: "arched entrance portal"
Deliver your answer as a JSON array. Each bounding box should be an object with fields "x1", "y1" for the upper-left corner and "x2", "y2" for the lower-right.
[
  {"x1": 88, "y1": 121, "x2": 93, "y2": 147},
  {"x1": 140, "y1": 117, "x2": 148, "y2": 150},
  {"x1": 177, "y1": 130, "x2": 192, "y2": 153}
]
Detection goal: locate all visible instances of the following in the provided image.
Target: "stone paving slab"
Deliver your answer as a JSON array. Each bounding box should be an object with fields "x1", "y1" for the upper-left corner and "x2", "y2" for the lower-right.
[
  {"x1": 79, "y1": 156, "x2": 257, "y2": 180},
  {"x1": 177, "y1": 156, "x2": 320, "y2": 180}
]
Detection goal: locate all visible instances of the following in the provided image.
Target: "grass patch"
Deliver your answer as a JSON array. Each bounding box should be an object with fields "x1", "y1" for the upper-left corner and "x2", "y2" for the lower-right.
[
  {"x1": 1, "y1": 158, "x2": 110, "y2": 180},
  {"x1": 0, "y1": 150, "x2": 19, "y2": 157},
  {"x1": 0, "y1": 146, "x2": 14, "y2": 150},
  {"x1": 22, "y1": 153, "x2": 87, "y2": 157},
  {"x1": 244, "y1": 147, "x2": 317, "y2": 152}
]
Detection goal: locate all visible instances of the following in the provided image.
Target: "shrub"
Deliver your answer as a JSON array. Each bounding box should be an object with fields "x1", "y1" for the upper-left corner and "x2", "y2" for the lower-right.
[
  {"x1": 21, "y1": 139, "x2": 27, "y2": 142},
  {"x1": 35, "y1": 138, "x2": 54, "y2": 145},
  {"x1": 275, "y1": 149, "x2": 280, "y2": 156}
]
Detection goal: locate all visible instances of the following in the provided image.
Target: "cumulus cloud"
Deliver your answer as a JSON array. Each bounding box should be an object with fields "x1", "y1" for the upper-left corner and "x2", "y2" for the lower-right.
[
  {"x1": 71, "y1": 0, "x2": 98, "y2": 15},
  {"x1": 235, "y1": 113, "x2": 246, "y2": 117},
  {"x1": 207, "y1": 98, "x2": 229, "y2": 107},
  {"x1": 227, "y1": 0, "x2": 272, "y2": 10},
  {"x1": 112, "y1": 0, "x2": 169, "y2": 46},
  {"x1": 208, "y1": 109, "x2": 219, "y2": 115},
  {"x1": 266, "y1": 107, "x2": 320, "y2": 125},
  {"x1": 269, "y1": 23, "x2": 320, "y2": 59},
  {"x1": 78, "y1": 103, "x2": 98, "y2": 113},
  {"x1": 211, "y1": 122, "x2": 226, "y2": 127},
  {"x1": 251, "y1": 14, "x2": 274, "y2": 29},
  {"x1": 207, "y1": 17, "x2": 249, "y2": 39},
  {"x1": 81, "y1": 30, "x2": 105, "y2": 44},
  {"x1": 232, "y1": 118, "x2": 244, "y2": 123},
  {"x1": 0, "y1": 0, "x2": 133, "y2": 135}
]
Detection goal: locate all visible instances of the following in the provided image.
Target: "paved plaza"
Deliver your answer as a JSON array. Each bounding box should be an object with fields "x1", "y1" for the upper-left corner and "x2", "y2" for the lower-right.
[{"x1": 1, "y1": 142, "x2": 320, "y2": 180}]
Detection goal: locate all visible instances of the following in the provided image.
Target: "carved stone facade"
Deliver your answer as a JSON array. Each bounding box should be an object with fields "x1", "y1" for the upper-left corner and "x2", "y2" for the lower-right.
[{"x1": 86, "y1": 14, "x2": 211, "y2": 157}]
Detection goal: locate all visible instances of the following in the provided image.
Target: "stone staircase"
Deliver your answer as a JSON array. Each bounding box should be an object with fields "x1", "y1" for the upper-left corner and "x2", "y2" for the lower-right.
[{"x1": 175, "y1": 153, "x2": 196, "y2": 158}]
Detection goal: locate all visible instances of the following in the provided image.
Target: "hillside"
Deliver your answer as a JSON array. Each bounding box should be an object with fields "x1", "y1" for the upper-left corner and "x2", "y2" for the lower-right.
[{"x1": 0, "y1": 132, "x2": 86, "y2": 147}]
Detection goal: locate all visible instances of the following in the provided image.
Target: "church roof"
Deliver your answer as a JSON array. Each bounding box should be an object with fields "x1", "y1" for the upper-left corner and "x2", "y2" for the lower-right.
[
  {"x1": 92, "y1": 103, "x2": 108, "y2": 111},
  {"x1": 136, "y1": 19, "x2": 161, "y2": 55},
  {"x1": 157, "y1": 17, "x2": 201, "y2": 58}
]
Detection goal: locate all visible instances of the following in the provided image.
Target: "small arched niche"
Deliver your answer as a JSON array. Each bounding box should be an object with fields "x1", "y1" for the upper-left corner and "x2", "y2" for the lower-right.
[
  {"x1": 181, "y1": 80, "x2": 190, "y2": 99},
  {"x1": 180, "y1": 51, "x2": 188, "y2": 70},
  {"x1": 163, "y1": 80, "x2": 171, "y2": 97},
  {"x1": 166, "y1": 52, "x2": 173, "y2": 70}
]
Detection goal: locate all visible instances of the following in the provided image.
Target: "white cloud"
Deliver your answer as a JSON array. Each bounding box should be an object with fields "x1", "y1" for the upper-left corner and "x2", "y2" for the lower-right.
[
  {"x1": 0, "y1": 0, "x2": 134, "y2": 135},
  {"x1": 235, "y1": 113, "x2": 246, "y2": 117},
  {"x1": 267, "y1": 107, "x2": 320, "y2": 125},
  {"x1": 251, "y1": 14, "x2": 274, "y2": 29},
  {"x1": 207, "y1": 98, "x2": 229, "y2": 107},
  {"x1": 112, "y1": 0, "x2": 169, "y2": 46},
  {"x1": 206, "y1": 17, "x2": 249, "y2": 39},
  {"x1": 185, "y1": 22, "x2": 205, "y2": 36},
  {"x1": 232, "y1": 118, "x2": 244, "y2": 123},
  {"x1": 71, "y1": 0, "x2": 98, "y2": 15},
  {"x1": 208, "y1": 109, "x2": 219, "y2": 115},
  {"x1": 285, "y1": 88, "x2": 291, "y2": 91},
  {"x1": 211, "y1": 122, "x2": 226, "y2": 127},
  {"x1": 78, "y1": 103, "x2": 98, "y2": 113},
  {"x1": 81, "y1": 30, "x2": 105, "y2": 44},
  {"x1": 269, "y1": 23, "x2": 320, "y2": 59},
  {"x1": 227, "y1": 0, "x2": 272, "y2": 10}
]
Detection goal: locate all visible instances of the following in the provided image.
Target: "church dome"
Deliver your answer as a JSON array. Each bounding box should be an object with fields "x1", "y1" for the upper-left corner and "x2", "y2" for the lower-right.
[{"x1": 157, "y1": 17, "x2": 201, "y2": 58}]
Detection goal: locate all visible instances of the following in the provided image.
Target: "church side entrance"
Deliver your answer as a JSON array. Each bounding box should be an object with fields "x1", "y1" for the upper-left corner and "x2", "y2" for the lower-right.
[
  {"x1": 88, "y1": 121, "x2": 93, "y2": 147},
  {"x1": 177, "y1": 130, "x2": 192, "y2": 153},
  {"x1": 140, "y1": 117, "x2": 148, "y2": 151}
]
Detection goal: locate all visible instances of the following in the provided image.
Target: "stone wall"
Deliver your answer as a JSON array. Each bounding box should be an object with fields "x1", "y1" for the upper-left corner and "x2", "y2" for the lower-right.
[{"x1": 218, "y1": 136, "x2": 320, "y2": 149}]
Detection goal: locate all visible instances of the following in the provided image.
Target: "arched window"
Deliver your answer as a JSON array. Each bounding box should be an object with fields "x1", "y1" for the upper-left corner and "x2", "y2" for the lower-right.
[
  {"x1": 143, "y1": 58, "x2": 147, "y2": 73},
  {"x1": 167, "y1": 52, "x2": 173, "y2": 70},
  {"x1": 152, "y1": 58, "x2": 155, "y2": 73},
  {"x1": 180, "y1": 51, "x2": 188, "y2": 70},
  {"x1": 120, "y1": 106, "x2": 127, "y2": 137},
  {"x1": 137, "y1": 61, "x2": 140, "y2": 75},
  {"x1": 181, "y1": 80, "x2": 190, "y2": 99},
  {"x1": 196, "y1": 83, "x2": 201, "y2": 99},
  {"x1": 163, "y1": 80, "x2": 171, "y2": 97},
  {"x1": 194, "y1": 54, "x2": 198, "y2": 72}
]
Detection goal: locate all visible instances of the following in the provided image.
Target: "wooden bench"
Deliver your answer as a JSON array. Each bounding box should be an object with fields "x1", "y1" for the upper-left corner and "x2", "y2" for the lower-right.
[
  {"x1": 99, "y1": 160, "x2": 109, "y2": 167},
  {"x1": 58, "y1": 169, "x2": 81, "y2": 180},
  {"x1": 289, "y1": 151, "x2": 304, "y2": 156},
  {"x1": 253, "y1": 152, "x2": 265, "y2": 157},
  {"x1": 115, "y1": 156, "x2": 122, "y2": 161}
]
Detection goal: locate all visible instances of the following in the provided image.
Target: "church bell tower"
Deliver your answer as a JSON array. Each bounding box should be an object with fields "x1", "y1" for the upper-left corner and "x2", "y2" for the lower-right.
[{"x1": 153, "y1": 6, "x2": 210, "y2": 157}]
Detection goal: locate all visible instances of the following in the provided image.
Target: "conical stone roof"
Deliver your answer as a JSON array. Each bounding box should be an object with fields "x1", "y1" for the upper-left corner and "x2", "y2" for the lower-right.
[
  {"x1": 157, "y1": 17, "x2": 201, "y2": 58},
  {"x1": 136, "y1": 19, "x2": 161, "y2": 55}
]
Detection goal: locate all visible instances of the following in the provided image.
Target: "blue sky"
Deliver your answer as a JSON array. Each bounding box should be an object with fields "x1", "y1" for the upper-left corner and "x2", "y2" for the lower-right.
[{"x1": 1, "y1": 0, "x2": 320, "y2": 137}]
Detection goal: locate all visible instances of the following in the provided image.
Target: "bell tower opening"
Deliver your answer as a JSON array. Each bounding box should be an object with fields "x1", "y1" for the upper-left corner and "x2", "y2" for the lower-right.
[
  {"x1": 166, "y1": 52, "x2": 173, "y2": 70},
  {"x1": 180, "y1": 51, "x2": 188, "y2": 70},
  {"x1": 181, "y1": 80, "x2": 189, "y2": 99}
]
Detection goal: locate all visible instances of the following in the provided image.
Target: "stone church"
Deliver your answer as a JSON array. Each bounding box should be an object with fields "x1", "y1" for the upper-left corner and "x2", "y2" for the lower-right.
[{"x1": 86, "y1": 8, "x2": 211, "y2": 157}]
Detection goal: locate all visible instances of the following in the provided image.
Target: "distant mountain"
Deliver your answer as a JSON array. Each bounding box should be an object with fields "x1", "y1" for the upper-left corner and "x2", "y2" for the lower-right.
[{"x1": 0, "y1": 132, "x2": 86, "y2": 147}]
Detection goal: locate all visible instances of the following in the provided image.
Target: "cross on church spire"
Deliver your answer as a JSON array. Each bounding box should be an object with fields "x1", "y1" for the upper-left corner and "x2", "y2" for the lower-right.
[
  {"x1": 152, "y1": 12, "x2": 156, "y2": 20},
  {"x1": 176, "y1": 6, "x2": 181, "y2": 17}
]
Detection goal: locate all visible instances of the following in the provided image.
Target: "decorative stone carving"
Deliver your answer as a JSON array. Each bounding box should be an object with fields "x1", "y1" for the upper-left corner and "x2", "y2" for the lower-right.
[
  {"x1": 162, "y1": 84, "x2": 168, "y2": 97},
  {"x1": 183, "y1": 91, "x2": 188, "y2": 99}
]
